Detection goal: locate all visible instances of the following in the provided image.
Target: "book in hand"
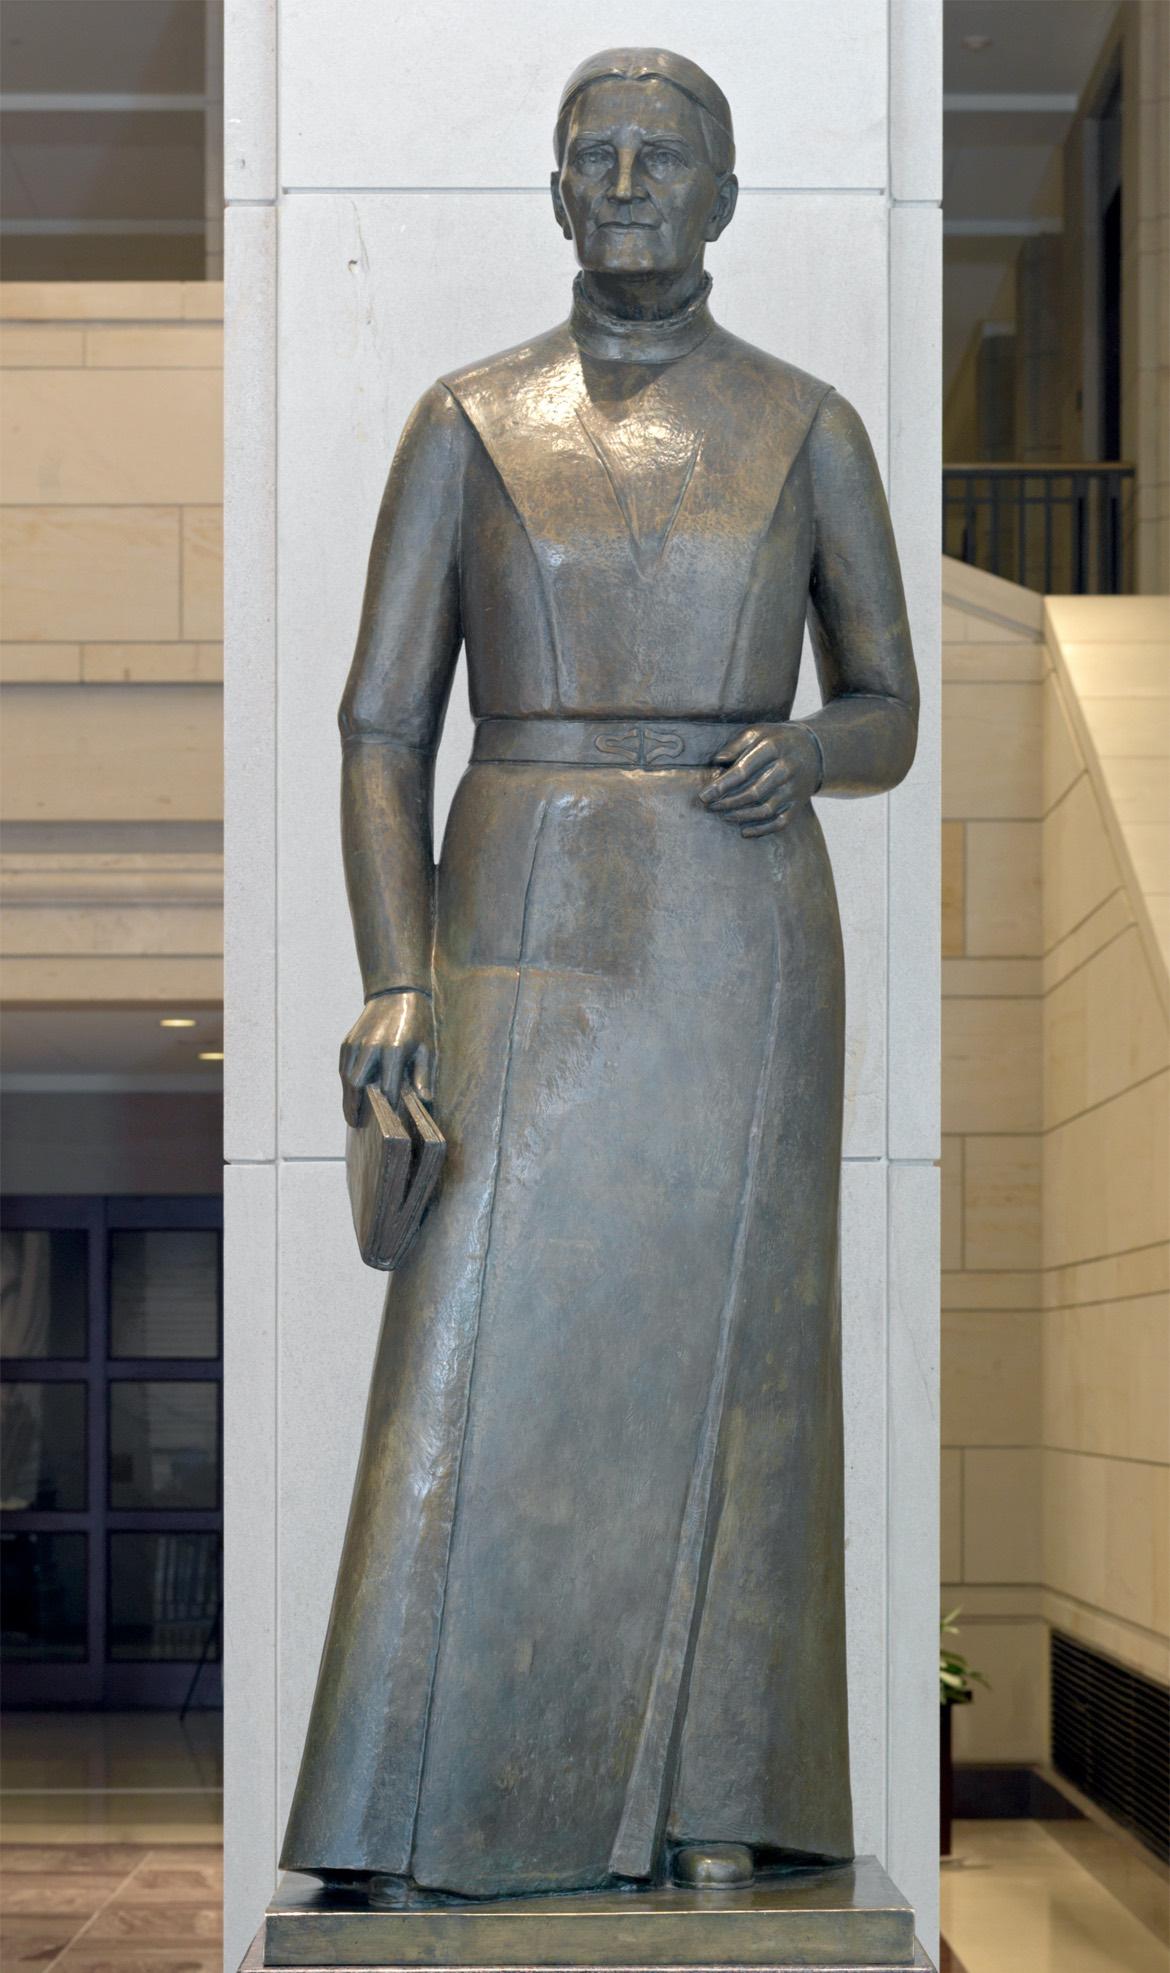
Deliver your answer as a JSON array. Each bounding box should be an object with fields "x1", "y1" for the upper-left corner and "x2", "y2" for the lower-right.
[{"x1": 345, "y1": 1079, "x2": 446, "y2": 1271}]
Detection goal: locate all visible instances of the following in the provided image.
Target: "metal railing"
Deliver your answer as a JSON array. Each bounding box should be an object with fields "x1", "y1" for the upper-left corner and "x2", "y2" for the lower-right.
[{"x1": 942, "y1": 462, "x2": 1135, "y2": 595}]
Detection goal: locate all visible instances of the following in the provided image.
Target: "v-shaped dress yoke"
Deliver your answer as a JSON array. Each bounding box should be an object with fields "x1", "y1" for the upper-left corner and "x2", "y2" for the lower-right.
[{"x1": 280, "y1": 278, "x2": 919, "y2": 1895}]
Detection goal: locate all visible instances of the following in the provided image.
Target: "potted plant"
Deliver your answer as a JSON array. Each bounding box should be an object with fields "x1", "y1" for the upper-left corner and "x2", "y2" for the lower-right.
[{"x1": 940, "y1": 1609, "x2": 989, "y2": 1860}]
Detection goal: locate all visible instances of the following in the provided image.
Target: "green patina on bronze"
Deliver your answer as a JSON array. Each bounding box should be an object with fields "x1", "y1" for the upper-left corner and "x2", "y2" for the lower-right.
[{"x1": 281, "y1": 48, "x2": 919, "y2": 1905}]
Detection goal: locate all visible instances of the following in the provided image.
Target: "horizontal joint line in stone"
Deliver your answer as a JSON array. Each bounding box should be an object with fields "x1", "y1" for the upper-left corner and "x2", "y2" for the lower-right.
[{"x1": 277, "y1": 183, "x2": 891, "y2": 198}]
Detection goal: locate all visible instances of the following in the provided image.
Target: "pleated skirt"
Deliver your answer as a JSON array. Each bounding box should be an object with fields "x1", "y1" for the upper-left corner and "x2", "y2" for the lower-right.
[{"x1": 281, "y1": 759, "x2": 853, "y2": 1893}]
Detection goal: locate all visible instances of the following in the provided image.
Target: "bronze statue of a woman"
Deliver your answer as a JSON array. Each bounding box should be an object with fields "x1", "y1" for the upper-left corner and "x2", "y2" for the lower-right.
[{"x1": 281, "y1": 48, "x2": 918, "y2": 1901}]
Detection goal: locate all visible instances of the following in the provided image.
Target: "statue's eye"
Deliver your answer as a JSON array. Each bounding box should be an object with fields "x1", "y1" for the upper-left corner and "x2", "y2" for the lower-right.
[
  {"x1": 643, "y1": 147, "x2": 684, "y2": 170},
  {"x1": 574, "y1": 146, "x2": 611, "y2": 170}
]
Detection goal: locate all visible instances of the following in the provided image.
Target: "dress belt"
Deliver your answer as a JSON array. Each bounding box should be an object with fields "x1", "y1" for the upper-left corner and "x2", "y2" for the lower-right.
[{"x1": 472, "y1": 716, "x2": 751, "y2": 769}]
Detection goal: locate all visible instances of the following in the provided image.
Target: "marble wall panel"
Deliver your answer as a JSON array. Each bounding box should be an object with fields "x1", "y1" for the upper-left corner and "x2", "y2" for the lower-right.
[
  {"x1": 182, "y1": 507, "x2": 225, "y2": 640},
  {"x1": 0, "y1": 323, "x2": 86, "y2": 365},
  {"x1": 962, "y1": 1136, "x2": 1041, "y2": 1273},
  {"x1": 0, "y1": 683, "x2": 222, "y2": 823},
  {"x1": 941, "y1": 996, "x2": 1042, "y2": 1134},
  {"x1": 1044, "y1": 1448, "x2": 1170, "y2": 1638},
  {"x1": 962, "y1": 1448, "x2": 1043, "y2": 1583},
  {"x1": 1044, "y1": 923, "x2": 1170, "y2": 1128},
  {"x1": 1043, "y1": 774, "x2": 1123, "y2": 952},
  {"x1": 888, "y1": 200, "x2": 942, "y2": 1163},
  {"x1": 942, "y1": 682, "x2": 1044, "y2": 822},
  {"x1": 277, "y1": 0, "x2": 889, "y2": 191},
  {"x1": 941, "y1": 1309, "x2": 1041, "y2": 1449},
  {"x1": 887, "y1": 1163, "x2": 940, "y2": 1953},
  {"x1": 964, "y1": 822, "x2": 1042, "y2": 957},
  {"x1": 0, "y1": 370, "x2": 221, "y2": 505},
  {"x1": 85, "y1": 324, "x2": 223, "y2": 367},
  {"x1": 940, "y1": 1449, "x2": 963, "y2": 1581},
  {"x1": 0, "y1": 506, "x2": 181, "y2": 643},
  {"x1": 224, "y1": 1163, "x2": 277, "y2": 1971},
  {"x1": 1043, "y1": 1071, "x2": 1170, "y2": 1270},
  {"x1": 942, "y1": 821, "x2": 965, "y2": 956},
  {"x1": 949, "y1": 1618, "x2": 1048, "y2": 1763},
  {"x1": 224, "y1": 203, "x2": 278, "y2": 1163},
  {"x1": 1043, "y1": 1296, "x2": 1170, "y2": 1466}
]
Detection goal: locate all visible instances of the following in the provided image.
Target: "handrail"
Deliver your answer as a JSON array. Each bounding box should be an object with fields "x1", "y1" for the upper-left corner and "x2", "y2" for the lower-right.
[
  {"x1": 942, "y1": 462, "x2": 1135, "y2": 595},
  {"x1": 944, "y1": 461, "x2": 1135, "y2": 475}
]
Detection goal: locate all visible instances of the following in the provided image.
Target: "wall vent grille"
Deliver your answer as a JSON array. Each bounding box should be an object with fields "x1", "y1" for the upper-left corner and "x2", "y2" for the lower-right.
[{"x1": 1051, "y1": 1630, "x2": 1169, "y2": 1862}]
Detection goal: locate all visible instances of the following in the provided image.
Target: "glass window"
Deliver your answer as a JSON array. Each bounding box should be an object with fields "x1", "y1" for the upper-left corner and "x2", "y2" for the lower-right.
[
  {"x1": 108, "y1": 1531, "x2": 219, "y2": 1662},
  {"x1": 1, "y1": 1531, "x2": 87, "y2": 1662},
  {"x1": 0, "y1": 1229, "x2": 87, "y2": 1359},
  {"x1": 108, "y1": 1380, "x2": 218, "y2": 1510},
  {"x1": 109, "y1": 1230, "x2": 219, "y2": 1359},
  {"x1": 0, "y1": 1381, "x2": 86, "y2": 1511}
]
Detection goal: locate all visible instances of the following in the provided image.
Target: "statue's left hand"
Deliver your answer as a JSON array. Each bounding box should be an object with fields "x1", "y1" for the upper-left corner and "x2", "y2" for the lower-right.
[{"x1": 700, "y1": 724, "x2": 822, "y2": 836}]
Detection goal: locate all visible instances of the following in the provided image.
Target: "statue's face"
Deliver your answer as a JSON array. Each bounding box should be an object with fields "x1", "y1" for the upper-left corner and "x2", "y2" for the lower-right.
[{"x1": 553, "y1": 77, "x2": 734, "y2": 276}]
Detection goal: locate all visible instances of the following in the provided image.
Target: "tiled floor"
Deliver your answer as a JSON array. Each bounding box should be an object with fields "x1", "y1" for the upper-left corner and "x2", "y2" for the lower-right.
[
  {"x1": 5, "y1": 1726, "x2": 1169, "y2": 1973},
  {"x1": 1, "y1": 1843, "x2": 223, "y2": 1971},
  {"x1": 0, "y1": 1713, "x2": 223, "y2": 1970},
  {"x1": 940, "y1": 1820, "x2": 1169, "y2": 1973}
]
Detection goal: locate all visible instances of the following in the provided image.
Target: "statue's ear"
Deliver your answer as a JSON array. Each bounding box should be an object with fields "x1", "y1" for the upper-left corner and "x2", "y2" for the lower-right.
[
  {"x1": 550, "y1": 171, "x2": 573, "y2": 240},
  {"x1": 706, "y1": 173, "x2": 739, "y2": 243}
]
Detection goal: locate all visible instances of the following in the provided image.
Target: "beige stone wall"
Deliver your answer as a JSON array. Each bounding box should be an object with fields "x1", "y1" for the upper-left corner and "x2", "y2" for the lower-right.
[
  {"x1": 941, "y1": 559, "x2": 1048, "y2": 1763},
  {"x1": 942, "y1": 557, "x2": 1170, "y2": 1765},
  {"x1": 0, "y1": 282, "x2": 223, "y2": 1006},
  {"x1": 1040, "y1": 596, "x2": 1170, "y2": 1688}
]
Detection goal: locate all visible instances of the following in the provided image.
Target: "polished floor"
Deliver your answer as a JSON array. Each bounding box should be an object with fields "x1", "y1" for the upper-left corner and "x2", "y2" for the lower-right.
[
  {"x1": 941, "y1": 1819, "x2": 1169, "y2": 1973},
  {"x1": 3, "y1": 1724, "x2": 1169, "y2": 1973},
  {"x1": 0, "y1": 1712, "x2": 222, "y2": 1969}
]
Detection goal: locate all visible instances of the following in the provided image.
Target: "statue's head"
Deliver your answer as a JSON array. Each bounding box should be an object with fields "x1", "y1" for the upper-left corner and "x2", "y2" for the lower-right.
[{"x1": 551, "y1": 49, "x2": 738, "y2": 280}]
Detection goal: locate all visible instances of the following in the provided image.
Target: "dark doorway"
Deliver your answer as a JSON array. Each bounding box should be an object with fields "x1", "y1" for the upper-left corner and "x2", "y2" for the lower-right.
[
  {"x1": 1, "y1": 1196, "x2": 222, "y2": 1708},
  {"x1": 1097, "y1": 75, "x2": 1122, "y2": 461}
]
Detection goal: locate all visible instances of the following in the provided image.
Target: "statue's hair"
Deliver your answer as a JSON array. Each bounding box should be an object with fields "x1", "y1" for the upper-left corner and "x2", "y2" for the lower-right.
[{"x1": 554, "y1": 48, "x2": 735, "y2": 176}]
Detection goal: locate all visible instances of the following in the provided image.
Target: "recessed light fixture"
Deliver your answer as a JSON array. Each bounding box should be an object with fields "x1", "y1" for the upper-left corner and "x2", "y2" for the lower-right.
[
  {"x1": 160, "y1": 1016, "x2": 197, "y2": 1028},
  {"x1": 198, "y1": 1050, "x2": 225, "y2": 1062},
  {"x1": 961, "y1": 33, "x2": 993, "y2": 51}
]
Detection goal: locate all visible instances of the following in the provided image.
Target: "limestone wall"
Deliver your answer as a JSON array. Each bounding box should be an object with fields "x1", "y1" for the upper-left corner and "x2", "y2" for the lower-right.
[
  {"x1": 0, "y1": 282, "x2": 223, "y2": 1010},
  {"x1": 940, "y1": 556, "x2": 1169, "y2": 1769}
]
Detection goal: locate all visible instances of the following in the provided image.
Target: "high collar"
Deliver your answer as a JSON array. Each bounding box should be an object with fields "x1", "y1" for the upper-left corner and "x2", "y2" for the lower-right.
[{"x1": 569, "y1": 273, "x2": 716, "y2": 365}]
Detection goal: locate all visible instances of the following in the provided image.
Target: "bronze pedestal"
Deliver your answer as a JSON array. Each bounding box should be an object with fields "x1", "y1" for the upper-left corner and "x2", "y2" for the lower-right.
[{"x1": 247, "y1": 1857, "x2": 935, "y2": 1972}]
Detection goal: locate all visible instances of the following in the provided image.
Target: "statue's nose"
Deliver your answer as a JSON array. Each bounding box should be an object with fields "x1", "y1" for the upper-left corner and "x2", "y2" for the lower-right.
[{"x1": 610, "y1": 149, "x2": 639, "y2": 203}]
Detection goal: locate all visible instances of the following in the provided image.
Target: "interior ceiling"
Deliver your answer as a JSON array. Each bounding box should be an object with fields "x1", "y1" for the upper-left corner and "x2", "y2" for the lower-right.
[
  {"x1": 943, "y1": 0, "x2": 1118, "y2": 391},
  {"x1": 0, "y1": 1006, "x2": 223, "y2": 1087}
]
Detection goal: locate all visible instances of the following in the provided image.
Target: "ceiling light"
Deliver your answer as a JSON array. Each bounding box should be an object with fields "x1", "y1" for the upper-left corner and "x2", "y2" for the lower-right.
[
  {"x1": 198, "y1": 1050, "x2": 225, "y2": 1062},
  {"x1": 961, "y1": 34, "x2": 993, "y2": 51},
  {"x1": 160, "y1": 1016, "x2": 197, "y2": 1028}
]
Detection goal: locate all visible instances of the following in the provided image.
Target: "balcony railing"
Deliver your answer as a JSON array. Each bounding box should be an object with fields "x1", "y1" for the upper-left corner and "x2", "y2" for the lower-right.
[{"x1": 942, "y1": 463, "x2": 1135, "y2": 595}]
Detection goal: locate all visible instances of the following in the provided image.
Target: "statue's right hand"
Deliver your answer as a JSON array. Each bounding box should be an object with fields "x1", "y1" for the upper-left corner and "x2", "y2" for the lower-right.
[{"x1": 339, "y1": 990, "x2": 435, "y2": 1125}]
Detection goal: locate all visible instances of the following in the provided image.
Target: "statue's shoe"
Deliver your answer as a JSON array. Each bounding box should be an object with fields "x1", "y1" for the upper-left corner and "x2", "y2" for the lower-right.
[
  {"x1": 672, "y1": 1842, "x2": 754, "y2": 1887},
  {"x1": 309, "y1": 1870, "x2": 409, "y2": 1908}
]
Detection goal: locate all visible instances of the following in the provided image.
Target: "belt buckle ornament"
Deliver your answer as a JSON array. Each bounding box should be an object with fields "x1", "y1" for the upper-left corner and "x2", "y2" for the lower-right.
[
  {"x1": 593, "y1": 724, "x2": 642, "y2": 765},
  {"x1": 643, "y1": 726, "x2": 686, "y2": 766}
]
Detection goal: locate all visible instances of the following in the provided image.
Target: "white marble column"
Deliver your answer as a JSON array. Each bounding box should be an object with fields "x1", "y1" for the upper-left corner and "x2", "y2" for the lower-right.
[{"x1": 223, "y1": 6, "x2": 942, "y2": 1963}]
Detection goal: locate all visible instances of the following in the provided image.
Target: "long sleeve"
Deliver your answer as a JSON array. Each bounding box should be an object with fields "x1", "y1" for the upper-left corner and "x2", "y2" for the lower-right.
[
  {"x1": 339, "y1": 383, "x2": 469, "y2": 996},
  {"x1": 795, "y1": 389, "x2": 919, "y2": 795}
]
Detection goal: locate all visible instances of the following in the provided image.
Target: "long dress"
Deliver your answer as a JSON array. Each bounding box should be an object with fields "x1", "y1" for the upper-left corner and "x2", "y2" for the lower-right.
[{"x1": 280, "y1": 279, "x2": 918, "y2": 1897}]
